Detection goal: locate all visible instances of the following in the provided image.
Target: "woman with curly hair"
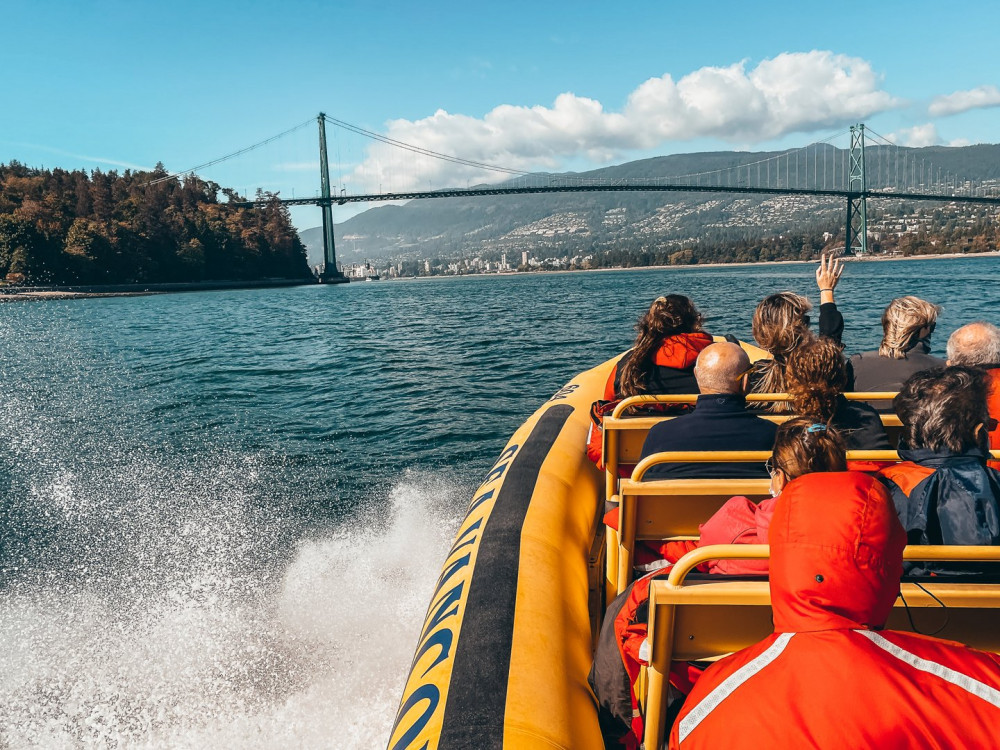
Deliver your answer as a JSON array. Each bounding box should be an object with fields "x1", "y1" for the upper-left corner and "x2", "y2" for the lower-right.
[{"x1": 785, "y1": 336, "x2": 890, "y2": 449}]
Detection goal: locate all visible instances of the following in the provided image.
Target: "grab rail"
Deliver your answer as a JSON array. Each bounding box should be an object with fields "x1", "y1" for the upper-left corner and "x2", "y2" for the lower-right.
[
  {"x1": 666, "y1": 544, "x2": 1000, "y2": 586},
  {"x1": 611, "y1": 392, "x2": 900, "y2": 419},
  {"x1": 631, "y1": 449, "x2": 1000, "y2": 481}
]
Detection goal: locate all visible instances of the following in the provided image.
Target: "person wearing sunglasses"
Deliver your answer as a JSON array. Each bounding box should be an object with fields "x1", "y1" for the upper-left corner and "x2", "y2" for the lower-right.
[
  {"x1": 591, "y1": 419, "x2": 847, "y2": 748},
  {"x1": 657, "y1": 417, "x2": 848, "y2": 576},
  {"x1": 850, "y1": 296, "x2": 944, "y2": 412}
]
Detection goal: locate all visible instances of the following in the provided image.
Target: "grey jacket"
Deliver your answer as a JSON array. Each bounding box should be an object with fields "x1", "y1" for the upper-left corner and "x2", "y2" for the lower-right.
[{"x1": 849, "y1": 343, "x2": 945, "y2": 411}]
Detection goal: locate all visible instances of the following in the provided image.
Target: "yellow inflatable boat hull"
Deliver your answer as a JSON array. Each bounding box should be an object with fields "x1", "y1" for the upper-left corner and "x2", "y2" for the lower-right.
[{"x1": 388, "y1": 357, "x2": 612, "y2": 750}]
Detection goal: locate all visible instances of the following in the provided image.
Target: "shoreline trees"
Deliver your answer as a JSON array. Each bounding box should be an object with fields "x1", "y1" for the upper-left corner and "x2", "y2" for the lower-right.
[{"x1": 0, "y1": 163, "x2": 310, "y2": 285}]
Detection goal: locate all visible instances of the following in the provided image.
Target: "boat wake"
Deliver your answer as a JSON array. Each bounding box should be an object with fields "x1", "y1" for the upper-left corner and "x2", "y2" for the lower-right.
[{"x1": 0, "y1": 461, "x2": 467, "y2": 749}]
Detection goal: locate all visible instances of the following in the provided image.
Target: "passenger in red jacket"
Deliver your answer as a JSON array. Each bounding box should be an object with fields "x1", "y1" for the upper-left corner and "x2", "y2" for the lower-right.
[
  {"x1": 947, "y1": 321, "x2": 1000, "y2": 468},
  {"x1": 603, "y1": 294, "x2": 712, "y2": 402},
  {"x1": 656, "y1": 416, "x2": 847, "y2": 575},
  {"x1": 591, "y1": 419, "x2": 847, "y2": 749},
  {"x1": 668, "y1": 471, "x2": 1000, "y2": 749},
  {"x1": 588, "y1": 294, "x2": 712, "y2": 468}
]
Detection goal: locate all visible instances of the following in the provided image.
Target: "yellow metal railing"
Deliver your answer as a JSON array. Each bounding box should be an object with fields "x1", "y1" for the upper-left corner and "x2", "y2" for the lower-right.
[
  {"x1": 632, "y1": 449, "x2": 1000, "y2": 482},
  {"x1": 666, "y1": 544, "x2": 1000, "y2": 586},
  {"x1": 610, "y1": 391, "x2": 900, "y2": 419},
  {"x1": 603, "y1": 392, "x2": 903, "y2": 502},
  {"x1": 641, "y1": 544, "x2": 1000, "y2": 749},
  {"x1": 608, "y1": 452, "x2": 1000, "y2": 596}
]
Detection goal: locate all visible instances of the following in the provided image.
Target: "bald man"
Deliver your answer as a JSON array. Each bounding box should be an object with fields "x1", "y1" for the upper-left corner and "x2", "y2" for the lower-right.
[
  {"x1": 947, "y1": 321, "x2": 1000, "y2": 464},
  {"x1": 639, "y1": 343, "x2": 778, "y2": 479}
]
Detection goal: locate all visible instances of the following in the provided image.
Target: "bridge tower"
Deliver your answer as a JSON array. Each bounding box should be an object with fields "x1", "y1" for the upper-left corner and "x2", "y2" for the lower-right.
[
  {"x1": 844, "y1": 124, "x2": 868, "y2": 256},
  {"x1": 318, "y1": 113, "x2": 348, "y2": 283}
]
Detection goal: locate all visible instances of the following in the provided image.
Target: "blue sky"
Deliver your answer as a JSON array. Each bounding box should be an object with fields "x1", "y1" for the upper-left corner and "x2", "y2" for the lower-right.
[{"x1": 3, "y1": 0, "x2": 999, "y2": 229}]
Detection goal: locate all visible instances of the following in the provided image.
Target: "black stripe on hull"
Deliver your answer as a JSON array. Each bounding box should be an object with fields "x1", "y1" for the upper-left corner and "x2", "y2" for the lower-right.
[{"x1": 438, "y1": 404, "x2": 574, "y2": 749}]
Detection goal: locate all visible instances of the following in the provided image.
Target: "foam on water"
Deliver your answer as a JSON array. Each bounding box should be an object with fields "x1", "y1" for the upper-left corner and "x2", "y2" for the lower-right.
[{"x1": 0, "y1": 466, "x2": 467, "y2": 749}]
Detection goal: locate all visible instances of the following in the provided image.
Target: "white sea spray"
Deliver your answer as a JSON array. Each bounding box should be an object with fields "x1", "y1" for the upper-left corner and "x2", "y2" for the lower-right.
[{"x1": 0, "y1": 464, "x2": 465, "y2": 749}]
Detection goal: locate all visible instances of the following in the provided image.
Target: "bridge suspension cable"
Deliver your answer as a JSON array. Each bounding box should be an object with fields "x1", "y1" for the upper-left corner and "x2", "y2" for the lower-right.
[
  {"x1": 145, "y1": 117, "x2": 316, "y2": 186},
  {"x1": 322, "y1": 114, "x2": 531, "y2": 177}
]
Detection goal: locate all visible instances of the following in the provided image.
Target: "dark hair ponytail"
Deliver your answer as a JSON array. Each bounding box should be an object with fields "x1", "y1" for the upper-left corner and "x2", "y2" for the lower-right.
[{"x1": 619, "y1": 295, "x2": 703, "y2": 397}]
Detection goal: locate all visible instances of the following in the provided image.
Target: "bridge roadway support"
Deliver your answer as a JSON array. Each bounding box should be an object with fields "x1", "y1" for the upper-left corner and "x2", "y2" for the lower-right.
[{"x1": 317, "y1": 113, "x2": 349, "y2": 284}]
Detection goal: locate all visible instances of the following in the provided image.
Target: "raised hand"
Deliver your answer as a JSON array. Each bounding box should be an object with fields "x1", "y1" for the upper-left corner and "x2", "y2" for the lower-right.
[{"x1": 816, "y1": 253, "x2": 844, "y2": 304}]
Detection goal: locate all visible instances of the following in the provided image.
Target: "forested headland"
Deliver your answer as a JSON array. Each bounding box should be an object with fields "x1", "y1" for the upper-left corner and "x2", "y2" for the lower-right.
[{"x1": 0, "y1": 163, "x2": 311, "y2": 285}]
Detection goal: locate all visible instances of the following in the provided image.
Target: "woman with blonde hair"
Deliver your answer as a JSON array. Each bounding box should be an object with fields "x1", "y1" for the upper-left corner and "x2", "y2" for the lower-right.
[
  {"x1": 748, "y1": 253, "x2": 845, "y2": 408},
  {"x1": 850, "y1": 296, "x2": 944, "y2": 408}
]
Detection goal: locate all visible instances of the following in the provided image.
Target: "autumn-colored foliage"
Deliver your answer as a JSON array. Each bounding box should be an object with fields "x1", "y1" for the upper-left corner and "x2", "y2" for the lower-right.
[{"x1": 0, "y1": 162, "x2": 310, "y2": 285}]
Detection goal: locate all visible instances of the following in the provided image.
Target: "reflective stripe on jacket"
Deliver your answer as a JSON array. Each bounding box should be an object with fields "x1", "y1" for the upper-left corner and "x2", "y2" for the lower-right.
[{"x1": 669, "y1": 472, "x2": 1000, "y2": 749}]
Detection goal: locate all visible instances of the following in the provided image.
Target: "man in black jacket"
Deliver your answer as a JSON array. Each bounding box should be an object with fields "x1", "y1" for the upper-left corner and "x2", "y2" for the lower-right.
[{"x1": 639, "y1": 342, "x2": 777, "y2": 479}]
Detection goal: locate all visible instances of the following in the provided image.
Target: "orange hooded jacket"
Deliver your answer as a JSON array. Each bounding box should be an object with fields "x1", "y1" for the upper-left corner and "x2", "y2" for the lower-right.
[
  {"x1": 986, "y1": 367, "x2": 1000, "y2": 470},
  {"x1": 669, "y1": 471, "x2": 1000, "y2": 749}
]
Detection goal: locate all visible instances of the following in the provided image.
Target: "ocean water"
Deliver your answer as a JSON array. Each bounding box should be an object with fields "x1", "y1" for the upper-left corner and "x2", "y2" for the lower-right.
[{"x1": 1, "y1": 255, "x2": 998, "y2": 748}]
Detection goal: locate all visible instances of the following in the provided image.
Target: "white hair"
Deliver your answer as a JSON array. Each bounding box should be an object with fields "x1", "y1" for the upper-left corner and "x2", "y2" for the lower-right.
[{"x1": 947, "y1": 321, "x2": 1000, "y2": 366}]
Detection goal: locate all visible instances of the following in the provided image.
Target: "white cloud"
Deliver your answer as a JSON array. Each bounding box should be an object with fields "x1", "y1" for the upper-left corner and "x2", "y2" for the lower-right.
[
  {"x1": 344, "y1": 51, "x2": 901, "y2": 192},
  {"x1": 948, "y1": 137, "x2": 972, "y2": 147},
  {"x1": 929, "y1": 85, "x2": 1000, "y2": 117},
  {"x1": 887, "y1": 124, "x2": 942, "y2": 148}
]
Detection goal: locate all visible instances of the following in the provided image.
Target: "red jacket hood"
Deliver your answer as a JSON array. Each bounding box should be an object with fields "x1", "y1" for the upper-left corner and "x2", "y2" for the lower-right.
[
  {"x1": 653, "y1": 332, "x2": 714, "y2": 369},
  {"x1": 770, "y1": 472, "x2": 906, "y2": 633}
]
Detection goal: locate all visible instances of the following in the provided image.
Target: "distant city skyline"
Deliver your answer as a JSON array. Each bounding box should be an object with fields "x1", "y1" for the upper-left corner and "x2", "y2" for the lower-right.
[{"x1": 3, "y1": 0, "x2": 999, "y2": 229}]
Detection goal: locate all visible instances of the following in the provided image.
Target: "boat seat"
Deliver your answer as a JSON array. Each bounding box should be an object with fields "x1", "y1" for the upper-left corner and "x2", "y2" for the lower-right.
[
  {"x1": 610, "y1": 473, "x2": 772, "y2": 597},
  {"x1": 600, "y1": 392, "x2": 902, "y2": 502},
  {"x1": 641, "y1": 544, "x2": 1000, "y2": 750},
  {"x1": 607, "y1": 449, "x2": 1000, "y2": 599},
  {"x1": 601, "y1": 395, "x2": 791, "y2": 604}
]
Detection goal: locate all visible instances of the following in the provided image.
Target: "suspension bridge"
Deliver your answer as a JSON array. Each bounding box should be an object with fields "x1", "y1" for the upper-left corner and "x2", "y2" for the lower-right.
[{"x1": 152, "y1": 113, "x2": 1000, "y2": 283}]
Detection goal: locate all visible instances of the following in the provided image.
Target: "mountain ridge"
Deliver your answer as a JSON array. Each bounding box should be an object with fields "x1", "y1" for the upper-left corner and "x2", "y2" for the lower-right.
[{"x1": 299, "y1": 142, "x2": 1000, "y2": 268}]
